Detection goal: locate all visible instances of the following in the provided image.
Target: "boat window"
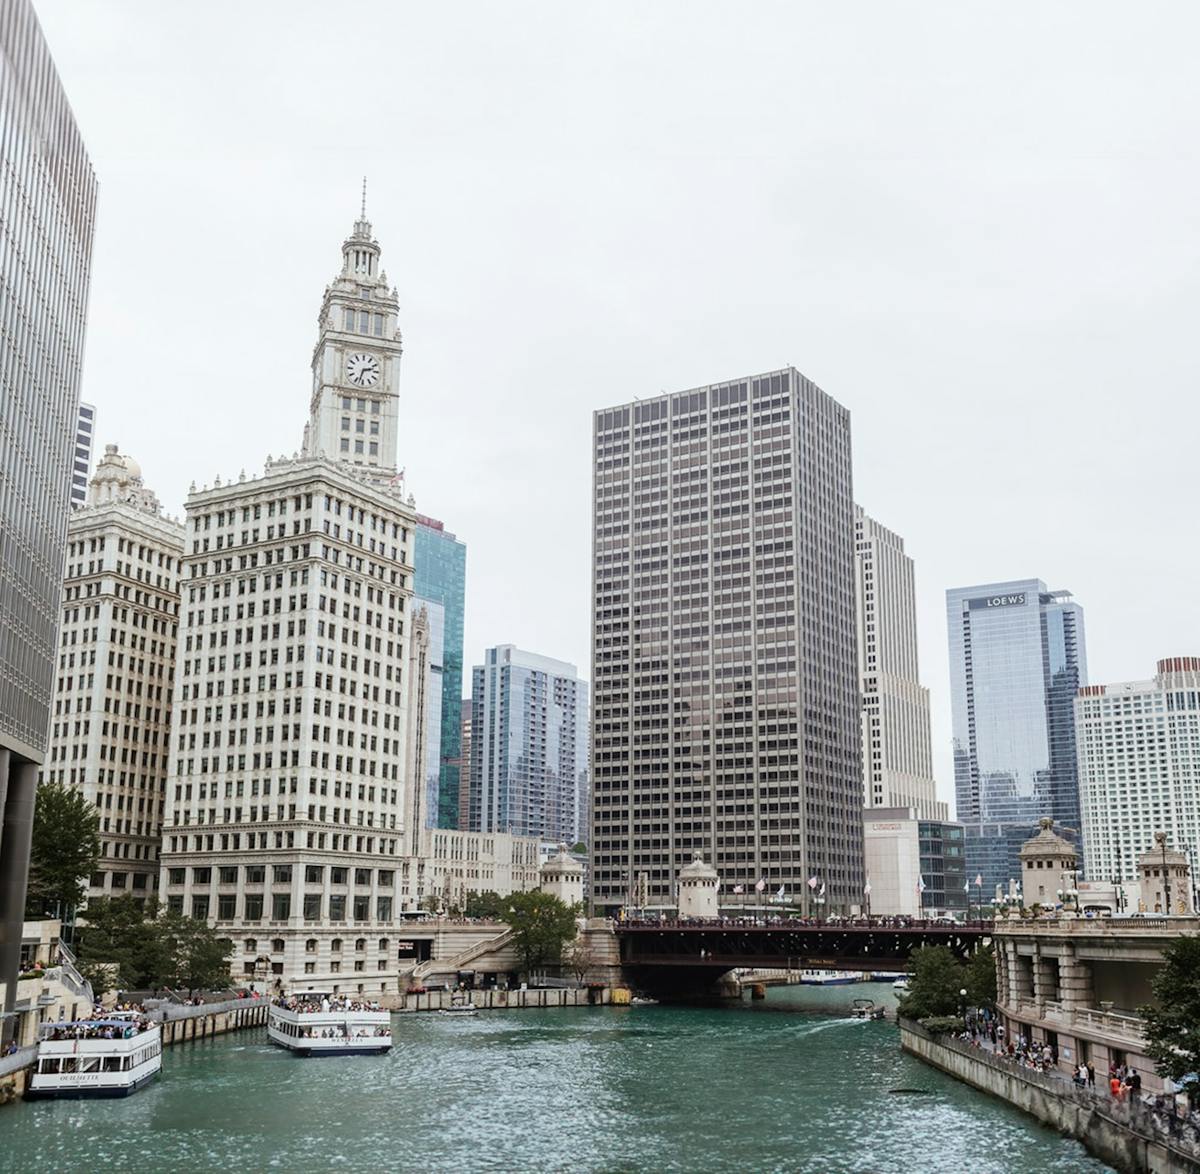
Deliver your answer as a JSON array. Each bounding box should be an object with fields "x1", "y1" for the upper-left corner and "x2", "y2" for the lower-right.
[
  {"x1": 80, "y1": 1056, "x2": 102, "y2": 1072},
  {"x1": 103, "y1": 1056, "x2": 122, "y2": 1072},
  {"x1": 61, "y1": 1058, "x2": 77, "y2": 1074},
  {"x1": 39, "y1": 1058, "x2": 60, "y2": 1074}
]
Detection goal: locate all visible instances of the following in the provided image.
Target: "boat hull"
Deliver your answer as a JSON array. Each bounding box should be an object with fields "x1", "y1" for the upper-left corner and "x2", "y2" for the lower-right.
[{"x1": 25, "y1": 1068, "x2": 160, "y2": 1100}]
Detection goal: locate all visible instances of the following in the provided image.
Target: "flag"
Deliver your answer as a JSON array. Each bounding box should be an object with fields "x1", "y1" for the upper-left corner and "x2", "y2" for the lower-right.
[
  {"x1": 807, "y1": 875, "x2": 819, "y2": 890},
  {"x1": 819, "y1": 883, "x2": 825, "y2": 897},
  {"x1": 964, "y1": 879, "x2": 970, "y2": 893},
  {"x1": 732, "y1": 884, "x2": 744, "y2": 894},
  {"x1": 975, "y1": 874, "x2": 983, "y2": 888},
  {"x1": 755, "y1": 877, "x2": 767, "y2": 893},
  {"x1": 863, "y1": 876, "x2": 872, "y2": 896},
  {"x1": 775, "y1": 885, "x2": 785, "y2": 900},
  {"x1": 917, "y1": 875, "x2": 927, "y2": 894}
]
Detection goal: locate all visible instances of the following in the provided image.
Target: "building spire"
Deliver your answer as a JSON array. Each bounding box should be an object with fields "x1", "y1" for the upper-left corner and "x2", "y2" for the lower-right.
[{"x1": 361, "y1": 175, "x2": 367, "y2": 220}]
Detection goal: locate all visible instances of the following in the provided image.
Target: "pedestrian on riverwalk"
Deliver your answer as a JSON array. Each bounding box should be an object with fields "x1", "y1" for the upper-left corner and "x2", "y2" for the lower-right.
[{"x1": 1086, "y1": 1061, "x2": 1095, "y2": 1088}]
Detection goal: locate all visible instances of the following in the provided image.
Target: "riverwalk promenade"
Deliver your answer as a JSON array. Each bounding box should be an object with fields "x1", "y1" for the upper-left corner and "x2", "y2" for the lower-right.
[{"x1": 901, "y1": 1019, "x2": 1200, "y2": 1173}]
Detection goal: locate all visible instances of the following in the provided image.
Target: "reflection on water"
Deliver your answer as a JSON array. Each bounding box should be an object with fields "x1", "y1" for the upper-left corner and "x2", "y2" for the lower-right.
[{"x1": 2, "y1": 983, "x2": 1111, "y2": 1173}]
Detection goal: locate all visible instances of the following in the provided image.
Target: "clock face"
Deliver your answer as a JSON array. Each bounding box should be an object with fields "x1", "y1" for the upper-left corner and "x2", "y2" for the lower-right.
[{"x1": 346, "y1": 352, "x2": 380, "y2": 388}]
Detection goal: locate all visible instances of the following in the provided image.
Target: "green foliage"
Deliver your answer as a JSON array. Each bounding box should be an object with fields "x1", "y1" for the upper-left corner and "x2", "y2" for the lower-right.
[
  {"x1": 897, "y1": 945, "x2": 969, "y2": 1021},
  {"x1": 964, "y1": 944, "x2": 997, "y2": 1009},
  {"x1": 1140, "y1": 934, "x2": 1200, "y2": 1085},
  {"x1": 464, "y1": 890, "x2": 507, "y2": 920},
  {"x1": 24, "y1": 781, "x2": 101, "y2": 919},
  {"x1": 77, "y1": 896, "x2": 232, "y2": 994},
  {"x1": 918, "y1": 1015, "x2": 965, "y2": 1035},
  {"x1": 500, "y1": 891, "x2": 580, "y2": 977},
  {"x1": 570, "y1": 843, "x2": 588, "y2": 855}
]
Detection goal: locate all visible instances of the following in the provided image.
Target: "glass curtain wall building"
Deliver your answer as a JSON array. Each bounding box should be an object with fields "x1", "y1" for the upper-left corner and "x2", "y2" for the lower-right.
[
  {"x1": 71, "y1": 401, "x2": 95, "y2": 507},
  {"x1": 470, "y1": 646, "x2": 589, "y2": 845},
  {"x1": 946, "y1": 580, "x2": 1087, "y2": 897},
  {"x1": 0, "y1": 0, "x2": 98, "y2": 1036},
  {"x1": 590, "y1": 368, "x2": 863, "y2": 915},
  {"x1": 412, "y1": 516, "x2": 466, "y2": 829}
]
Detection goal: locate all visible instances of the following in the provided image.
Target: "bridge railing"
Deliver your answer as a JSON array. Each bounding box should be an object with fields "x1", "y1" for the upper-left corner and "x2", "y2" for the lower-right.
[{"x1": 616, "y1": 917, "x2": 994, "y2": 931}]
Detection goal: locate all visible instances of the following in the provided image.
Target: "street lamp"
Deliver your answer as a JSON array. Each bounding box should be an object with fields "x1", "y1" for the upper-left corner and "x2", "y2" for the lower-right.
[
  {"x1": 1161, "y1": 832, "x2": 1172, "y2": 915},
  {"x1": 959, "y1": 986, "x2": 969, "y2": 1023}
]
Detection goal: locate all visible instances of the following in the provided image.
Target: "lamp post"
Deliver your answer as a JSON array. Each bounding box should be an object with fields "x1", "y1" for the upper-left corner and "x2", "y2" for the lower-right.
[
  {"x1": 1160, "y1": 831, "x2": 1172, "y2": 916},
  {"x1": 959, "y1": 986, "x2": 969, "y2": 1024}
]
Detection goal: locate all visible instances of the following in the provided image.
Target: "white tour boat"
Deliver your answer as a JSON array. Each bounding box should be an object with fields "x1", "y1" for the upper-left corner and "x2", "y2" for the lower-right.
[
  {"x1": 268, "y1": 990, "x2": 392, "y2": 1056},
  {"x1": 27, "y1": 1013, "x2": 161, "y2": 1099}
]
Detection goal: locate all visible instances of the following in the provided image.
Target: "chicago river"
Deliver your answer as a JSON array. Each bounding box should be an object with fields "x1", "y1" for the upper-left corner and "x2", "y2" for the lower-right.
[{"x1": 2, "y1": 986, "x2": 1108, "y2": 1173}]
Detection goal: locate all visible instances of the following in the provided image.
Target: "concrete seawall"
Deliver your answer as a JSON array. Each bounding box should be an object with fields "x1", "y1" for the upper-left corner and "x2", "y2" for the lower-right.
[
  {"x1": 399, "y1": 987, "x2": 610, "y2": 1013},
  {"x1": 900, "y1": 1019, "x2": 1200, "y2": 1174},
  {"x1": 157, "y1": 1000, "x2": 270, "y2": 1046}
]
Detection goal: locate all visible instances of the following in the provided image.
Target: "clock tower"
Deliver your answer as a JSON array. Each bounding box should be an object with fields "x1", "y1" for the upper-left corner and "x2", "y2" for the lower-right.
[{"x1": 303, "y1": 196, "x2": 402, "y2": 480}]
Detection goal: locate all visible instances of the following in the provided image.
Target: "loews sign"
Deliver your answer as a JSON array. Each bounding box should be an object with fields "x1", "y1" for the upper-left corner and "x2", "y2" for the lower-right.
[{"x1": 969, "y1": 592, "x2": 1027, "y2": 610}]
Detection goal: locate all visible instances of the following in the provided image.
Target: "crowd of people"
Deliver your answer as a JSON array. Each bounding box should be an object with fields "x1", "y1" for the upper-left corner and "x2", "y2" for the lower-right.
[
  {"x1": 274, "y1": 994, "x2": 383, "y2": 1014},
  {"x1": 297, "y1": 1025, "x2": 391, "y2": 1039},
  {"x1": 44, "y1": 1017, "x2": 151, "y2": 1041},
  {"x1": 618, "y1": 913, "x2": 980, "y2": 930}
]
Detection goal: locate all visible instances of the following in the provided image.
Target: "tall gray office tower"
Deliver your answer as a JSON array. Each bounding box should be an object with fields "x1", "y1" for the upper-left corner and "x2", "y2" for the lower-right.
[
  {"x1": 946, "y1": 580, "x2": 1086, "y2": 897},
  {"x1": 0, "y1": 0, "x2": 98, "y2": 1035},
  {"x1": 590, "y1": 368, "x2": 863, "y2": 915}
]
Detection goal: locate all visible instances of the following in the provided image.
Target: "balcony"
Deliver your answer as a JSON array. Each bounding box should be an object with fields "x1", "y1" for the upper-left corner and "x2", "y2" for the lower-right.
[{"x1": 1003, "y1": 997, "x2": 1148, "y2": 1048}]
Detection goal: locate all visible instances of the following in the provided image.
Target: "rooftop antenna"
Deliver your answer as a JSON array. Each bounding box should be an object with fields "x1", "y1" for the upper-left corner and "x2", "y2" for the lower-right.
[{"x1": 360, "y1": 176, "x2": 367, "y2": 219}]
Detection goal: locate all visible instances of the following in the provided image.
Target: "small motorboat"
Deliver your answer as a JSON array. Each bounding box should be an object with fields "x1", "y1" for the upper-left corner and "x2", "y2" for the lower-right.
[
  {"x1": 851, "y1": 998, "x2": 885, "y2": 1021},
  {"x1": 892, "y1": 978, "x2": 910, "y2": 993},
  {"x1": 439, "y1": 997, "x2": 479, "y2": 1017},
  {"x1": 629, "y1": 996, "x2": 659, "y2": 1006}
]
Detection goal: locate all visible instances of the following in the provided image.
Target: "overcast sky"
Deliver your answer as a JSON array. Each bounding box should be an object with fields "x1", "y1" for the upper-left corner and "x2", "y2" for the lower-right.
[{"x1": 36, "y1": 1, "x2": 1200, "y2": 813}]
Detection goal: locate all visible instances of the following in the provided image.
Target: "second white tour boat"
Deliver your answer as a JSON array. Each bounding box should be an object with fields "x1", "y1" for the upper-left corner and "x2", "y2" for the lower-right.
[{"x1": 268, "y1": 990, "x2": 392, "y2": 1056}]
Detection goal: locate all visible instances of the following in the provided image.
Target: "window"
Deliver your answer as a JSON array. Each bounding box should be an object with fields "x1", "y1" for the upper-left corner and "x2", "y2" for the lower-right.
[
  {"x1": 343, "y1": 309, "x2": 355, "y2": 331},
  {"x1": 306, "y1": 938, "x2": 318, "y2": 953},
  {"x1": 340, "y1": 439, "x2": 350, "y2": 453},
  {"x1": 191, "y1": 895, "x2": 210, "y2": 920},
  {"x1": 168, "y1": 868, "x2": 185, "y2": 885},
  {"x1": 371, "y1": 401, "x2": 380, "y2": 415},
  {"x1": 305, "y1": 865, "x2": 324, "y2": 884},
  {"x1": 359, "y1": 312, "x2": 369, "y2": 333},
  {"x1": 274, "y1": 865, "x2": 292, "y2": 884},
  {"x1": 355, "y1": 868, "x2": 371, "y2": 886},
  {"x1": 330, "y1": 938, "x2": 343, "y2": 952},
  {"x1": 244, "y1": 939, "x2": 257, "y2": 953},
  {"x1": 272, "y1": 894, "x2": 291, "y2": 919},
  {"x1": 245, "y1": 895, "x2": 264, "y2": 921},
  {"x1": 369, "y1": 442, "x2": 378, "y2": 457},
  {"x1": 342, "y1": 396, "x2": 353, "y2": 409},
  {"x1": 271, "y1": 938, "x2": 285, "y2": 952},
  {"x1": 331, "y1": 867, "x2": 348, "y2": 884},
  {"x1": 354, "y1": 441, "x2": 364, "y2": 454},
  {"x1": 245, "y1": 866, "x2": 265, "y2": 884},
  {"x1": 373, "y1": 313, "x2": 383, "y2": 336},
  {"x1": 355, "y1": 938, "x2": 367, "y2": 952},
  {"x1": 329, "y1": 895, "x2": 346, "y2": 921},
  {"x1": 304, "y1": 962, "x2": 315, "y2": 974},
  {"x1": 219, "y1": 866, "x2": 238, "y2": 884},
  {"x1": 341, "y1": 417, "x2": 351, "y2": 432},
  {"x1": 193, "y1": 867, "x2": 212, "y2": 884},
  {"x1": 353, "y1": 895, "x2": 370, "y2": 920},
  {"x1": 303, "y1": 894, "x2": 322, "y2": 920},
  {"x1": 167, "y1": 895, "x2": 183, "y2": 914},
  {"x1": 218, "y1": 895, "x2": 236, "y2": 919}
]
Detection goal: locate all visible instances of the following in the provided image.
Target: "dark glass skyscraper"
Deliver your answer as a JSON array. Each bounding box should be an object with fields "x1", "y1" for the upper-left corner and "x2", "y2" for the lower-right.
[
  {"x1": 412, "y1": 516, "x2": 466, "y2": 828},
  {"x1": 946, "y1": 580, "x2": 1087, "y2": 897},
  {"x1": 0, "y1": 0, "x2": 97, "y2": 1037}
]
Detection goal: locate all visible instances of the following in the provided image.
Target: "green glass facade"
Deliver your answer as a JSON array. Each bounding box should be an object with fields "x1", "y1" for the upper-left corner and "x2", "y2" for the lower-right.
[{"x1": 413, "y1": 517, "x2": 466, "y2": 828}]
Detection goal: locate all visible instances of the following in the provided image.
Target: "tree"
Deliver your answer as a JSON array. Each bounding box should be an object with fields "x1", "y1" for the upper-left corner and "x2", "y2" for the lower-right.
[
  {"x1": 964, "y1": 944, "x2": 997, "y2": 1009},
  {"x1": 77, "y1": 896, "x2": 170, "y2": 991},
  {"x1": 77, "y1": 897, "x2": 232, "y2": 994},
  {"x1": 465, "y1": 890, "x2": 507, "y2": 920},
  {"x1": 24, "y1": 781, "x2": 101, "y2": 921},
  {"x1": 501, "y1": 891, "x2": 580, "y2": 978},
  {"x1": 562, "y1": 937, "x2": 596, "y2": 986},
  {"x1": 897, "y1": 945, "x2": 968, "y2": 1022},
  {"x1": 1141, "y1": 934, "x2": 1200, "y2": 1087},
  {"x1": 570, "y1": 842, "x2": 588, "y2": 855}
]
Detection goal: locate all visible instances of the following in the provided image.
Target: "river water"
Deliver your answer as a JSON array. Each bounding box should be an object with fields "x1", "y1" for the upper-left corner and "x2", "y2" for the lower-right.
[{"x1": 2, "y1": 983, "x2": 1110, "y2": 1172}]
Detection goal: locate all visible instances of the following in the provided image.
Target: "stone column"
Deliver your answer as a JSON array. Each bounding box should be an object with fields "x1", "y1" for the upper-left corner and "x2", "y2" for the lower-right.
[
  {"x1": 1057, "y1": 945, "x2": 1093, "y2": 1016},
  {"x1": 0, "y1": 755, "x2": 38, "y2": 1042},
  {"x1": 1029, "y1": 946, "x2": 1047, "y2": 1013}
]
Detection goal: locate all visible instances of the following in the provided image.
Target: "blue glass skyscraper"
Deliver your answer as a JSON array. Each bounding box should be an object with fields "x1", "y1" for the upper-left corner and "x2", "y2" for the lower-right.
[
  {"x1": 412, "y1": 517, "x2": 466, "y2": 829},
  {"x1": 946, "y1": 580, "x2": 1087, "y2": 898}
]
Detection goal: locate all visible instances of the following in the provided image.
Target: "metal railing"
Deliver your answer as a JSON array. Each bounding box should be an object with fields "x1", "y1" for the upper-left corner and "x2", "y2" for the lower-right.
[
  {"x1": 914, "y1": 1023, "x2": 1200, "y2": 1160},
  {"x1": 0, "y1": 1046, "x2": 36, "y2": 1079},
  {"x1": 154, "y1": 996, "x2": 267, "y2": 1022}
]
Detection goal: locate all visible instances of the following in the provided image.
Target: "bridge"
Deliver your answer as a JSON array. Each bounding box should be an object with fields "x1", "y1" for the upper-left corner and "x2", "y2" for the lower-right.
[{"x1": 616, "y1": 919, "x2": 993, "y2": 997}]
